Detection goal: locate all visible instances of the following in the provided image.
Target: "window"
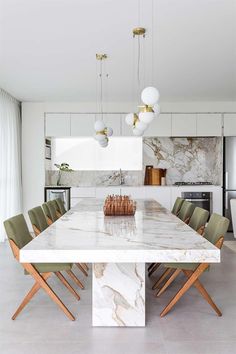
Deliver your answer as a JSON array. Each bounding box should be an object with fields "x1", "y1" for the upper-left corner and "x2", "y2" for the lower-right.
[{"x1": 51, "y1": 137, "x2": 142, "y2": 170}]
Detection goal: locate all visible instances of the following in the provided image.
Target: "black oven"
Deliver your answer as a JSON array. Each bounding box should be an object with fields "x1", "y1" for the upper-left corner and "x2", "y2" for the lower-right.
[{"x1": 181, "y1": 192, "x2": 212, "y2": 215}]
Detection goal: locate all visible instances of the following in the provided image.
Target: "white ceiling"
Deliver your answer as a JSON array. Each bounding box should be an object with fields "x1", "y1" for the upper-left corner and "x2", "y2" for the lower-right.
[{"x1": 0, "y1": 0, "x2": 236, "y2": 102}]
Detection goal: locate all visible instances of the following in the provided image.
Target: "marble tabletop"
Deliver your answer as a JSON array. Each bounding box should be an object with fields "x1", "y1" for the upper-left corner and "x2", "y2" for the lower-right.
[{"x1": 20, "y1": 199, "x2": 220, "y2": 263}]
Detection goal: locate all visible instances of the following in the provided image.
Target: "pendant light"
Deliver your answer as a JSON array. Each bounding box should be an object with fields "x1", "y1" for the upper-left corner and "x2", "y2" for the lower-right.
[
  {"x1": 94, "y1": 54, "x2": 113, "y2": 148},
  {"x1": 125, "y1": 0, "x2": 160, "y2": 136}
]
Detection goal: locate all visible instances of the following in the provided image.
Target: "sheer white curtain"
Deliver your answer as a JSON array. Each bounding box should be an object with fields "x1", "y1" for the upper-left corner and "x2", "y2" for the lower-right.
[{"x1": 0, "y1": 89, "x2": 22, "y2": 242}]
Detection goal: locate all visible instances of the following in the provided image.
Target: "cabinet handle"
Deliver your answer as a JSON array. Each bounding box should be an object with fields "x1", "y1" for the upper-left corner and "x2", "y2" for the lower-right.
[
  {"x1": 225, "y1": 192, "x2": 228, "y2": 210},
  {"x1": 225, "y1": 171, "x2": 229, "y2": 190}
]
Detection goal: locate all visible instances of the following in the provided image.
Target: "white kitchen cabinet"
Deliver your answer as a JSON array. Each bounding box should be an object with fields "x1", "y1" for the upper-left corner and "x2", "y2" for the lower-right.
[
  {"x1": 96, "y1": 187, "x2": 121, "y2": 198},
  {"x1": 121, "y1": 114, "x2": 133, "y2": 136},
  {"x1": 171, "y1": 114, "x2": 197, "y2": 137},
  {"x1": 70, "y1": 114, "x2": 95, "y2": 136},
  {"x1": 144, "y1": 114, "x2": 171, "y2": 137},
  {"x1": 45, "y1": 113, "x2": 70, "y2": 137},
  {"x1": 71, "y1": 198, "x2": 82, "y2": 207},
  {"x1": 145, "y1": 187, "x2": 171, "y2": 210},
  {"x1": 101, "y1": 114, "x2": 121, "y2": 136},
  {"x1": 71, "y1": 187, "x2": 96, "y2": 198},
  {"x1": 121, "y1": 187, "x2": 145, "y2": 199},
  {"x1": 197, "y1": 114, "x2": 222, "y2": 136},
  {"x1": 224, "y1": 114, "x2": 236, "y2": 136}
]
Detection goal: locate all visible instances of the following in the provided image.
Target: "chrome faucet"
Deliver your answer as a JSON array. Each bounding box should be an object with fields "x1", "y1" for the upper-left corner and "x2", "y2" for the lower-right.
[{"x1": 119, "y1": 168, "x2": 125, "y2": 185}]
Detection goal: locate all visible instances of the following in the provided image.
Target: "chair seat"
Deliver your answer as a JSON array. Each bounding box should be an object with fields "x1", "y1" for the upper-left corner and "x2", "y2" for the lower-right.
[
  {"x1": 25, "y1": 263, "x2": 72, "y2": 274},
  {"x1": 164, "y1": 263, "x2": 209, "y2": 271}
]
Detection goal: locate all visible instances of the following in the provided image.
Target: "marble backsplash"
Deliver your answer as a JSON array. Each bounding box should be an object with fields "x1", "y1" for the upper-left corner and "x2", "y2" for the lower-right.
[{"x1": 45, "y1": 137, "x2": 222, "y2": 186}]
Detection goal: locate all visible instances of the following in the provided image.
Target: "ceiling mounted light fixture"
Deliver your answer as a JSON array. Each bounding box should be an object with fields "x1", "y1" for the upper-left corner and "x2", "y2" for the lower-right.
[
  {"x1": 125, "y1": 0, "x2": 160, "y2": 136},
  {"x1": 94, "y1": 53, "x2": 113, "y2": 148}
]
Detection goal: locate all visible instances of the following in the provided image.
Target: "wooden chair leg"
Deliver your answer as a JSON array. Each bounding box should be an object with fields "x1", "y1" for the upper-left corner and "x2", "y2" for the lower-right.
[
  {"x1": 183, "y1": 270, "x2": 222, "y2": 316},
  {"x1": 197, "y1": 225, "x2": 205, "y2": 235},
  {"x1": 55, "y1": 271, "x2": 80, "y2": 301},
  {"x1": 12, "y1": 273, "x2": 51, "y2": 320},
  {"x1": 152, "y1": 268, "x2": 172, "y2": 290},
  {"x1": 56, "y1": 211, "x2": 62, "y2": 218},
  {"x1": 82, "y1": 263, "x2": 89, "y2": 271},
  {"x1": 23, "y1": 263, "x2": 75, "y2": 321},
  {"x1": 156, "y1": 269, "x2": 181, "y2": 297},
  {"x1": 148, "y1": 263, "x2": 161, "y2": 277},
  {"x1": 67, "y1": 270, "x2": 84, "y2": 289},
  {"x1": 160, "y1": 263, "x2": 208, "y2": 317},
  {"x1": 148, "y1": 263, "x2": 156, "y2": 272},
  {"x1": 46, "y1": 217, "x2": 53, "y2": 225},
  {"x1": 76, "y1": 263, "x2": 88, "y2": 277}
]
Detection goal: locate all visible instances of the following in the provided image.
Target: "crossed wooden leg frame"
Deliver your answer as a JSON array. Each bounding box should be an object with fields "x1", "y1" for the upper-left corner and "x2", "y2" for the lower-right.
[
  {"x1": 158, "y1": 237, "x2": 224, "y2": 317},
  {"x1": 33, "y1": 223, "x2": 89, "y2": 283},
  {"x1": 9, "y1": 240, "x2": 82, "y2": 321}
]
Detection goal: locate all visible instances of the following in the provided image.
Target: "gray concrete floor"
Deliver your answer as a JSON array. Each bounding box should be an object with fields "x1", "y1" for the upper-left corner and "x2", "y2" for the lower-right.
[{"x1": 0, "y1": 241, "x2": 236, "y2": 354}]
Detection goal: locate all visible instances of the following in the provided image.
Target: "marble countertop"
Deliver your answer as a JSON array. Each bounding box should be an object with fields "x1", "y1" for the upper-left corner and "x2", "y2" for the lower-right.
[
  {"x1": 45, "y1": 185, "x2": 222, "y2": 188},
  {"x1": 20, "y1": 199, "x2": 220, "y2": 263}
]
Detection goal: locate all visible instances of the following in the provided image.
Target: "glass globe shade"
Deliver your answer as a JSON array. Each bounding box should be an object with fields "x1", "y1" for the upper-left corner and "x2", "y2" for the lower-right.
[
  {"x1": 94, "y1": 133, "x2": 106, "y2": 142},
  {"x1": 141, "y1": 87, "x2": 160, "y2": 105},
  {"x1": 99, "y1": 139, "x2": 108, "y2": 147},
  {"x1": 125, "y1": 113, "x2": 135, "y2": 126},
  {"x1": 133, "y1": 127, "x2": 144, "y2": 136},
  {"x1": 135, "y1": 120, "x2": 148, "y2": 132},
  {"x1": 94, "y1": 120, "x2": 105, "y2": 132},
  {"x1": 153, "y1": 103, "x2": 161, "y2": 115},
  {"x1": 106, "y1": 127, "x2": 113, "y2": 137},
  {"x1": 139, "y1": 111, "x2": 155, "y2": 124}
]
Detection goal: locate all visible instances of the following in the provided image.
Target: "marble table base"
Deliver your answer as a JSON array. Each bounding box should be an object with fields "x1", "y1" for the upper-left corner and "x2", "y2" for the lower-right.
[{"x1": 92, "y1": 263, "x2": 145, "y2": 327}]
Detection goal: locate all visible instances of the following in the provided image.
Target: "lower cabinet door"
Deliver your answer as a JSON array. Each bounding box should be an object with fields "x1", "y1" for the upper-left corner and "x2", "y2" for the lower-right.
[
  {"x1": 145, "y1": 187, "x2": 171, "y2": 210},
  {"x1": 121, "y1": 187, "x2": 146, "y2": 199}
]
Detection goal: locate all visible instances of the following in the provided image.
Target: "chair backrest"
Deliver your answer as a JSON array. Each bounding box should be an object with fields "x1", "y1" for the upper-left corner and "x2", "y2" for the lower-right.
[
  {"x1": 172, "y1": 197, "x2": 184, "y2": 215},
  {"x1": 42, "y1": 201, "x2": 58, "y2": 222},
  {"x1": 47, "y1": 201, "x2": 58, "y2": 222},
  {"x1": 178, "y1": 200, "x2": 195, "y2": 222},
  {"x1": 188, "y1": 207, "x2": 209, "y2": 232},
  {"x1": 4, "y1": 214, "x2": 33, "y2": 250},
  {"x1": 28, "y1": 206, "x2": 48, "y2": 233},
  {"x1": 42, "y1": 202, "x2": 51, "y2": 220},
  {"x1": 51, "y1": 199, "x2": 60, "y2": 213},
  {"x1": 55, "y1": 198, "x2": 66, "y2": 215},
  {"x1": 204, "y1": 213, "x2": 229, "y2": 245}
]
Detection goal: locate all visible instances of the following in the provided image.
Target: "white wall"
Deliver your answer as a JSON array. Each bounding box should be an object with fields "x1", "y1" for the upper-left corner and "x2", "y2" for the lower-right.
[{"x1": 22, "y1": 100, "x2": 236, "y2": 227}]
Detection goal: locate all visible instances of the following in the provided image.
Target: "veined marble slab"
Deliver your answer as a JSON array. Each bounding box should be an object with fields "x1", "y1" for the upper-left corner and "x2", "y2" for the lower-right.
[
  {"x1": 92, "y1": 263, "x2": 145, "y2": 327},
  {"x1": 20, "y1": 199, "x2": 220, "y2": 263}
]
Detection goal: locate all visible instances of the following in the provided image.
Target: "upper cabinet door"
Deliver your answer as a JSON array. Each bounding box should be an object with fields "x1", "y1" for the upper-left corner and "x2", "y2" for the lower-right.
[
  {"x1": 102, "y1": 114, "x2": 121, "y2": 136},
  {"x1": 45, "y1": 113, "x2": 70, "y2": 137},
  {"x1": 171, "y1": 114, "x2": 197, "y2": 137},
  {"x1": 71, "y1": 114, "x2": 95, "y2": 136},
  {"x1": 144, "y1": 114, "x2": 171, "y2": 137},
  {"x1": 121, "y1": 114, "x2": 133, "y2": 136},
  {"x1": 224, "y1": 114, "x2": 236, "y2": 136},
  {"x1": 197, "y1": 114, "x2": 222, "y2": 136}
]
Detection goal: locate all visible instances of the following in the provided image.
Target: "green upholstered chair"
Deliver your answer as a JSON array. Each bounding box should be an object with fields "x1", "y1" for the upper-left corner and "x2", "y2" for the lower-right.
[
  {"x1": 55, "y1": 198, "x2": 67, "y2": 215},
  {"x1": 47, "y1": 200, "x2": 59, "y2": 222},
  {"x1": 155, "y1": 213, "x2": 229, "y2": 317},
  {"x1": 50, "y1": 199, "x2": 62, "y2": 218},
  {"x1": 4, "y1": 214, "x2": 82, "y2": 321},
  {"x1": 171, "y1": 197, "x2": 184, "y2": 215},
  {"x1": 28, "y1": 206, "x2": 48, "y2": 236},
  {"x1": 178, "y1": 200, "x2": 195, "y2": 223},
  {"x1": 29, "y1": 206, "x2": 86, "y2": 285},
  {"x1": 148, "y1": 197, "x2": 194, "y2": 276},
  {"x1": 151, "y1": 206, "x2": 208, "y2": 287},
  {"x1": 42, "y1": 201, "x2": 58, "y2": 224},
  {"x1": 188, "y1": 207, "x2": 209, "y2": 235},
  {"x1": 42, "y1": 202, "x2": 53, "y2": 225}
]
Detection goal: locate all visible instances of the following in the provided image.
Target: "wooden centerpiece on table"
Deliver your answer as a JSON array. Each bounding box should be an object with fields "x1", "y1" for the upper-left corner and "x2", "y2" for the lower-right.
[{"x1": 103, "y1": 195, "x2": 136, "y2": 216}]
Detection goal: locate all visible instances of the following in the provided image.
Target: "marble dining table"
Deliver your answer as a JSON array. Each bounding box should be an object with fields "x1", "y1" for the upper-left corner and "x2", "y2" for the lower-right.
[{"x1": 20, "y1": 199, "x2": 220, "y2": 327}]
